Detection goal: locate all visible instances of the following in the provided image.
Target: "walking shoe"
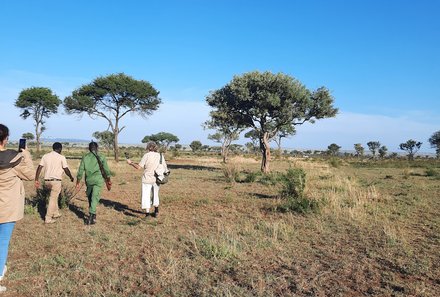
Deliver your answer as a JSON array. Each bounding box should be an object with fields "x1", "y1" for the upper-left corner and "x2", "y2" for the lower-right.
[
  {"x1": 153, "y1": 207, "x2": 159, "y2": 218},
  {"x1": 90, "y1": 214, "x2": 96, "y2": 225},
  {"x1": 145, "y1": 212, "x2": 151, "y2": 218},
  {"x1": 87, "y1": 213, "x2": 95, "y2": 225},
  {"x1": 45, "y1": 219, "x2": 57, "y2": 224}
]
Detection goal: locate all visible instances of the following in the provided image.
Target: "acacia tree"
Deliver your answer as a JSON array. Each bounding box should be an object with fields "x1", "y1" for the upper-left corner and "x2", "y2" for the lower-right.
[
  {"x1": 203, "y1": 111, "x2": 243, "y2": 163},
  {"x1": 190, "y1": 140, "x2": 202, "y2": 152},
  {"x1": 142, "y1": 132, "x2": 179, "y2": 152},
  {"x1": 428, "y1": 131, "x2": 440, "y2": 158},
  {"x1": 367, "y1": 141, "x2": 381, "y2": 158},
  {"x1": 206, "y1": 71, "x2": 337, "y2": 173},
  {"x1": 93, "y1": 131, "x2": 115, "y2": 153},
  {"x1": 64, "y1": 73, "x2": 160, "y2": 161},
  {"x1": 399, "y1": 139, "x2": 422, "y2": 161},
  {"x1": 15, "y1": 87, "x2": 61, "y2": 152},
  {"x1": 22, "y1": 132, "x2": 35, "y2": 141},
  {"x1": 327, "y1": 143, "x2": 341, "y2": 156},
  {"x1": 378, "y1": 145, "x2": 388, "y2": 159},
  {"x1": 354, "y1": 143, "x2": 364, "y2": 158}
]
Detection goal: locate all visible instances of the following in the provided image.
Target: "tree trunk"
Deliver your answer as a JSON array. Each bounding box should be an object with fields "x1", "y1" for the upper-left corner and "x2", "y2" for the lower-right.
[
  {"x1": 221, "y1": 138, "x2": 231, "y2": 164},
  {"x1": 35, "y1": 123, "x2": 41, "y2": 153},
  {"x1": 113, "y1": 130, "x2": 119, "y2": 162},
  {"x1": 260, "y1": 132, "x2": 271, "y2": 173}
]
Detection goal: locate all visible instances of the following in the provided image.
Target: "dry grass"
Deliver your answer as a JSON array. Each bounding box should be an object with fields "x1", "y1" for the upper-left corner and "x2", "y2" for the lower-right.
[{"x1": 1, "y1": 154, "x2": 439, "y2": 296}]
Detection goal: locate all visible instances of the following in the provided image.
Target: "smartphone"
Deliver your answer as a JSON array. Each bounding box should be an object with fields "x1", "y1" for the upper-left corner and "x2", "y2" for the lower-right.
[
  {"x1": 124, "y1": 152, "x2": 130, "y2": 159},
  {"x1": 18, "y1": 138, "x2": 26, "y2": 151}
]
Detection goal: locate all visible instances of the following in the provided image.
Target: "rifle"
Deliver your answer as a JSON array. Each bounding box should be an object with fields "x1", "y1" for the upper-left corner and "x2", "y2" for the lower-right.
[{"x1": 91, "y1": 151, "x2": 112, "y2": 191}]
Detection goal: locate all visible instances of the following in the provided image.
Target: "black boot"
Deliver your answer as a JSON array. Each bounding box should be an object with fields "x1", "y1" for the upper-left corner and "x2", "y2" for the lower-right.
[
  {"x1": 87, "y1": 213, "x2": 96, "y2": 225},
  {"x1": 153, "y1": 207, "x2": 159, "y2": 218}
]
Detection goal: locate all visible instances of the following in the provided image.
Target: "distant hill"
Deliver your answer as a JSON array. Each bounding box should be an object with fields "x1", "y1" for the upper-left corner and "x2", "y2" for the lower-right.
[{"x1": 41, "y1": 138, "x2": 90, "y2": 143}]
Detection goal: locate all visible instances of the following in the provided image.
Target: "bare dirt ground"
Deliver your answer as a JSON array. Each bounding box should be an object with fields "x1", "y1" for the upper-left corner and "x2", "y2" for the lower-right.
[{"x1": 1, "y1": 155, "x2": 439, "y2": 296}]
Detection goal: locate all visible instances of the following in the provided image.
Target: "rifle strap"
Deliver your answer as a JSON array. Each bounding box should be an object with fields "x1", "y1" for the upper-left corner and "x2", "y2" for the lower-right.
[{"x1": 92, "y1": 151, "x2": 109, "y2": 181}]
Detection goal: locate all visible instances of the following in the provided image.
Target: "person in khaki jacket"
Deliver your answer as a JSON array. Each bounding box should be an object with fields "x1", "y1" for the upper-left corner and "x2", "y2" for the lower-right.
[
  {"x1": 34, "y1": 142, "x2": 74, "y2": 224},
  {"x1": 0, "y1": 124, "x2": 34, "y2": 293}
]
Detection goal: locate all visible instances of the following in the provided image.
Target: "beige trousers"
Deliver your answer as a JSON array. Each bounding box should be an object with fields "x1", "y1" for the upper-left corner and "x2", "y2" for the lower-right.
[{"x1": 45, "y1": 181, "x2": 62, "y2": 221}]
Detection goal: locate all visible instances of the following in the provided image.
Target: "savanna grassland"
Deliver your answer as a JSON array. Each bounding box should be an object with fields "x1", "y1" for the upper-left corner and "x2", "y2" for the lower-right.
[{"x1": 2, "y1": 149, "x2": 440, "y2": 297}]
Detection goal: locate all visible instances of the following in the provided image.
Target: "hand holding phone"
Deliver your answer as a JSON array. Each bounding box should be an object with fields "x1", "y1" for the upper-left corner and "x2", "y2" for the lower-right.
[{"x1": 18, "y1": 138, "x2": 26, "y2": 151}]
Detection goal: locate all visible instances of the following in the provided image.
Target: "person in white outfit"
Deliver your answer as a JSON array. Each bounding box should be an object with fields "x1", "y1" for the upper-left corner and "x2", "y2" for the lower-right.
[{"x1": 127, "y1": 141, "x2": 167, "y2": 218}]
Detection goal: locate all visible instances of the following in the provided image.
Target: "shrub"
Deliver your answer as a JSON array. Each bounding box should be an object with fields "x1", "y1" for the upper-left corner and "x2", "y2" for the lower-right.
[
  {"x1": 243, "y1": 171, "x2": 260, "y2": 183},
  {"x1": 278, "y1": 168, "x2": 319, "y2": 214},
  {"x1": 258, "y1": 172, "x2": 282, "y2": 186},
  {"x1": 425, "y1": 167, "x2": 439, "y2": 177},
  {"x1": 329, "y1": 157, "x2": 341, "y2": 168},
  {"x1": 222, "y1": 163, "x2": 240, "y2": 183},
  {"x1": 279, "y1": 168, "x2": 306, "y2": 199}
]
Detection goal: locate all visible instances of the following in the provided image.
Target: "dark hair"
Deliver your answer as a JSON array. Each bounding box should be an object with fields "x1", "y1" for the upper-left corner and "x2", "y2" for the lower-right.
[
  {"x1": 53, "y1": 142, "x2": 62, "y2": 151},
  {"x1": 89, "y1": 141, "x2": 98, "y2": 152},
  {"x1": 0, "y1": 124, "x2": 9, "y2": 142}
]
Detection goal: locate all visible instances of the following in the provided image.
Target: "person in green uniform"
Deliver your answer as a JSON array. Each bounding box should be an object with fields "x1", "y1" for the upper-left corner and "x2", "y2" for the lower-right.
[{"x1": 75, "y1": 142, "x2": 111, "y2": 225}]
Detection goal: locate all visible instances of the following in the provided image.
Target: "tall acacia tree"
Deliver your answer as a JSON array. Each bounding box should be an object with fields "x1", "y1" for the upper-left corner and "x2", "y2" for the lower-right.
[
  {"x1": 64, "y1": 73, "x2": 161, "y2": 161},
  {"x1": 15, "y1": 87, "x2": 61, "y2": 152},
  {"x1": 206, "y1": 71, "x2": 337, "y2": 173}
]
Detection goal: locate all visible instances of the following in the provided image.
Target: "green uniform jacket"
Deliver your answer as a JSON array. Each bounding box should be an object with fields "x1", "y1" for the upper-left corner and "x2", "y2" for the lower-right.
[{"x1": 76, "y1": 152, "x2": 111, "y2": 186}]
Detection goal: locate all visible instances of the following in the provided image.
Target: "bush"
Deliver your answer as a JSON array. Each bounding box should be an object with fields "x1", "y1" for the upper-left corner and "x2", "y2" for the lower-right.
[
  {"x1": 222, "y1": 163, "x2": 240, "y2": 183},
  {"x1": 243, "y1": 171, "x2": 260, "y2": 183},
  {"x1": 279, "y1": 168, "x2": 306, "y2": 199},
  {"x1": 258, "y1": 172, "x2": 282, "y2": 186},
  {"x1": 425, "y1": 167, "x2": 439, "y2": 177},
  {"x1": 278, "y1": 168, "x2": 319, "y2": 214},
  {"x1": 329, "y1": 157, "x2": 341, "y2": 168}
]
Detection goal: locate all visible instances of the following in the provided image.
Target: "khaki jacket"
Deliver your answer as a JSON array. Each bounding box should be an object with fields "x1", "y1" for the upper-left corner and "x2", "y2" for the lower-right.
[{"x1": 0, "y1": 150, "x2": 34, "y2": 223}]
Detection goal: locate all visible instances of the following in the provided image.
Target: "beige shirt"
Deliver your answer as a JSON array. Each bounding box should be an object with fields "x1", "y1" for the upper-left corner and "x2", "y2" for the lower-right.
[
  {"x1": 39, "y1": 151, "x2": 69, "y2": 180},
  {"x1": 138, "y1": 151, "x2": 168, "y2": 184},
  {"x1": 0, "y1": 150, "x2": 34, "y2": 223}
]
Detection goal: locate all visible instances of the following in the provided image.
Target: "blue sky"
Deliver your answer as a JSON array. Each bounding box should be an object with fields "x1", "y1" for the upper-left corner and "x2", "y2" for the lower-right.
[{"x1": 0, "y1": 0, "x2": 439, "y2": 152}]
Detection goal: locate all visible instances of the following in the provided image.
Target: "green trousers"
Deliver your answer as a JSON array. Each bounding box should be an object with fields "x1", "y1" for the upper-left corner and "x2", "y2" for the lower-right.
[{"x1": 86, "y1": 183, "x2": 103, "y2": 214}]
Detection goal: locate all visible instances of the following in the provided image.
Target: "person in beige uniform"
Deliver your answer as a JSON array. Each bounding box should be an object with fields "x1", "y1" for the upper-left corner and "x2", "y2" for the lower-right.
[
  {"x1": 0, "y1": 124, "x2": 34, "y2": 293},
  {"x1": 35, "y1": 142, "x2": 74, "y2": 224}
]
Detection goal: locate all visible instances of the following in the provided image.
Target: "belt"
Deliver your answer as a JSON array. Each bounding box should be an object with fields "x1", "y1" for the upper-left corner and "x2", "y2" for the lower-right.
[{"x1": 45, "y1": 179, "x2": 62, "y2": 181}]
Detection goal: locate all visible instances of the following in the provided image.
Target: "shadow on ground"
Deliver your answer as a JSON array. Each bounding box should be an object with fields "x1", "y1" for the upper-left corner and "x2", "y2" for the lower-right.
[
  {"x1": 100, "y1": 198, "x2": 144, "y2": 217},
  {"x1": 168, "y1": 164, "x2": 219, "y2": 171}
]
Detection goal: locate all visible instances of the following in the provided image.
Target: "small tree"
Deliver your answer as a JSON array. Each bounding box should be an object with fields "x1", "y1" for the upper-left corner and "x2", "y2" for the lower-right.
[
  {"x1": 22, "y1": 132, "x2": 35, "y2": 141},
  {"x1": 327, "y1": 143, "x2": 341, "y2": 156},
  {"x1": 142, "y1": 132, "x2": 179, "y2": 152},
  {"x1": 93, "y1": 131, "x2": 115, "y2": 153},
  {"x1": 273, "y1": 125, "x2": 295, "y2": 159},
  {"x1": 15, "y1": 87, "x2": 61, "y2": 152},
  {"x1": 428, "y1": 131, "x2": 440, "y2": 158},
  {"x1": 190, "y1": 140, "x2": 202, "y2": 152},
  {"x1": 354, "y1": 143, "x2": 364, "y2": 158},
  {"x1": 64, "y1": 73, "x2": 160, "y2": 162},
  {"x1": 206, "y1": 71, "x2": 337, "y2": 173},
  {"x1": 399, "y1": 139, "x2": 422, "y2": 161},
  {"x1": 378, "y1": 145, "x2": 388, "y2": 159},
  {"x1": 367, "y1": 141, "x2": 381, "y2": 158},
  {"x1": 204, "y1": 111, "x2": 243, "y2": 163}
]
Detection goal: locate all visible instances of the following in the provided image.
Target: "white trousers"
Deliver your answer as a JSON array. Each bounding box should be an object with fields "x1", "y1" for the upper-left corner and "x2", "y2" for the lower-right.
[{"x1": 141, "y1": 183, "x2": 159, "y2": 211}]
